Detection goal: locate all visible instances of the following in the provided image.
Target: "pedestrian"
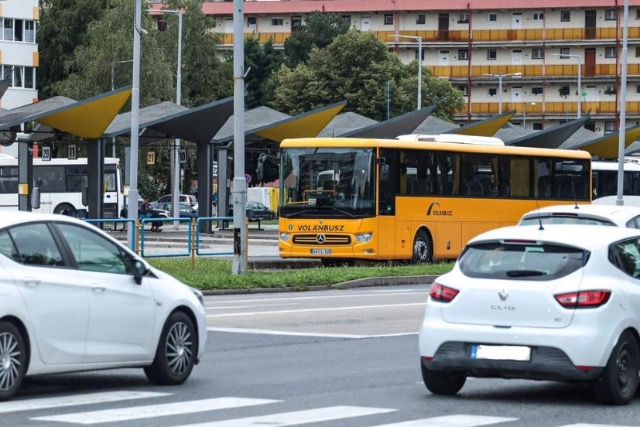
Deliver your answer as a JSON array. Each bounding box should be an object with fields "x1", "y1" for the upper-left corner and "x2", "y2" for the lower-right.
[{"x1": 139, "y1": 196, "x2": 162, "y2": 232}]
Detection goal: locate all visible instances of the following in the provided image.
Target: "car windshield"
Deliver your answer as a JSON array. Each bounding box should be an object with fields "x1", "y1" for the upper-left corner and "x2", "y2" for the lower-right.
[
  {"x1": 520, "y1": 215, "x2": 616, "y2": 226},
  {"x1": 459, "y1": 241, "x2": 589, "y2": 280}
]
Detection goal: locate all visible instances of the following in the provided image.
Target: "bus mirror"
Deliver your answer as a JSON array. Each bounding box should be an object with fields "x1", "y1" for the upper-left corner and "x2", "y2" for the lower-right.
[
  {"x1": 380, "y1": 164, "x2": 389, "y2": 181},
  {"x1": 31, "y1": 187, "x2": 40, "y2": 209},
  {"x1": 82, "y1": 186, "x2": 88, "y2": 206}
]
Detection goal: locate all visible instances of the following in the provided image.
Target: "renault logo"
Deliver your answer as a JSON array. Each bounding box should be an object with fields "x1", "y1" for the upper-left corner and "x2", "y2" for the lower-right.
[
  {"x1": 499, "y1": 289, "x2": 509, "y2": 301},
  {"x1": 316, "y1": 234, "x2": 326, "y2": 244}
]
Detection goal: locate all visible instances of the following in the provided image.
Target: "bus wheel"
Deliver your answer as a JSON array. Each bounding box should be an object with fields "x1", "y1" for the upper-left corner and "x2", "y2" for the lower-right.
[
  {"x1": 54, "y1": 203, "x2": 77, "y2": 217},
  {"x1": 411, "y1": 230, "x2": 432, "y2": 264}
]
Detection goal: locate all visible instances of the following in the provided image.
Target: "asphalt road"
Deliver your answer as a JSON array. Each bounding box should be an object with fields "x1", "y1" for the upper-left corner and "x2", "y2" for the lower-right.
[{"x1": 8, "y1": 285, "x2": 640, "y2": 427}]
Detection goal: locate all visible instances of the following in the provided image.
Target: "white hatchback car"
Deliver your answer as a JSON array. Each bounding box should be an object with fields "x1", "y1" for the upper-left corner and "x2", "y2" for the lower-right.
[
  {"x1": 419, "y1": 224, "x2": 640, "y2": 405},
  {"x1": 518, "y1": 204, "x2": 640, "y2": 228},
  {"x1": 0, "y1": 212, "x2": 206, "y2": 401}
]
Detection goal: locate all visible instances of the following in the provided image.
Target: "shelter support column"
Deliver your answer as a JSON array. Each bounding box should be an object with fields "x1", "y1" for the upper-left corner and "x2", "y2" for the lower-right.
[
  {"x1": 197, "y1": 142, "x2": 212, "y2": 233},
  {"x1": 217, "y1": 146, "x2": 229, "y2": 227},
  {"x1": 18, "y1": 141, "x2": 33, "y2": 211},
  {"x1": 87, "y1": 138, "x2": 104, "y2": 221}
]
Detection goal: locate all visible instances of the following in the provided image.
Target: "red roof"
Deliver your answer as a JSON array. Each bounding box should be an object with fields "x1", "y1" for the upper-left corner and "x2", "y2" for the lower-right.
[{"x1": 174, "y1": 0, "x2": 640, "y2": 15}]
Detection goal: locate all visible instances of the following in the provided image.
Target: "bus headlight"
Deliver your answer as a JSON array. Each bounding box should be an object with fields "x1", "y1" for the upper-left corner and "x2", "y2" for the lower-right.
[
  {"x1": 355, "y1": 232, "x2": 372, "y2": 243},
  {"x1": 280, "y1": 232, "x2": 291, "y2": 242}
]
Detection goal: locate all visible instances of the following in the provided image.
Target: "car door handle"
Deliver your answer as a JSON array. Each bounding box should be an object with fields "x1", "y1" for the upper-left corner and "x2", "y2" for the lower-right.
[
  {"x1": 22, "y1": 277, "x2": 40, "y2": 286},
  {"x1": 91, "y1": 285, "x2": 107, "y2": 292}
]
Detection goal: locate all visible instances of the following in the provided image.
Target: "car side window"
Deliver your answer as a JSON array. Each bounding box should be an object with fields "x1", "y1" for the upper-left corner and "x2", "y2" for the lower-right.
[
  {"x1": 55, "y1": 223, "x2": 128, "y2": 274},
  {"x1": 612, "y1": 239, "x2": 640, "y2": 278},
  {"x1": 8, "y1": 223, "x2": 65, "y2": 267},
  {"x1": 626, "y1": 216, "x2": 640, "y2": 229},
  {"x1": 0, "y1": 230, "x2": 18, "y2": 261}
]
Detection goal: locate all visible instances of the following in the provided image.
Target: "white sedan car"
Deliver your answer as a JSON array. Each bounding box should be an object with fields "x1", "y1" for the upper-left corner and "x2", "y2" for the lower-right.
[
  {"x1": 518, "y1": 204, "x2": 640, "y2": 228},
  {"x1": 0, "y1": 212, "x2": 206, "y2": 401},
  {"x1": 419, "y1": 224, "x2": 640, "y2": 405}
]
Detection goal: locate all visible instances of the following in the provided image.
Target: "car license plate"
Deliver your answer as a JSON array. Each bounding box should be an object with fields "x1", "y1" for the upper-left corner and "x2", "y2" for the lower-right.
[
  {"x1": 311, "y1": 249, "x2": 332, "y2": 255},
  {"x1": 470, "y1": 345, "x2": 531, "y2": 361}
]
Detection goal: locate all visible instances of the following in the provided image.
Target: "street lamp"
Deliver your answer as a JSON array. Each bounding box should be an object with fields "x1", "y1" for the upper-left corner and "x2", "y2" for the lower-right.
[
  {"x1": 523, "y1": 102, "x2": 536, "y2": 129},
  {"x1": 152, "y1": 8, "x2": 183, "y2": 226},
  {"x1": 394, "y1": 34, "x2": 422, "y2": 110},
  {"x1": 111, "y1": 59, "x2": 133, "y2": 158},
  {"x1": 482, "y1": 72, "x2": 522, "y2": 114},
  {"x1": 552, "y1": 53, "x2": 582, "y2": 118}
]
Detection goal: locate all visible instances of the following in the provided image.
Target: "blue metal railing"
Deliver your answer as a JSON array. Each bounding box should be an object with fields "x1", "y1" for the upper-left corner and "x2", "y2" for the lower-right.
[{"x1": 196, "y1": 216, "x2": 235, "y2": 257}]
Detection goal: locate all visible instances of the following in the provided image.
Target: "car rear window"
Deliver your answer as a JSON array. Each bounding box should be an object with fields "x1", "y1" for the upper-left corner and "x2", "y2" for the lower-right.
[
  {"x1": 520, "y1": 215, "x2": 616, "y2": 226},
  {"x1": 459, "y1": 241, "x2": 589, "y2": 280}
]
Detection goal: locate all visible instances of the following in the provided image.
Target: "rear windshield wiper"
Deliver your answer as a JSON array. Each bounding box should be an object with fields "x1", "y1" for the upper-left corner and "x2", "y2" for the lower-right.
[{"x1": 505, "y1": 270, "x2": 547, "y2": 277}]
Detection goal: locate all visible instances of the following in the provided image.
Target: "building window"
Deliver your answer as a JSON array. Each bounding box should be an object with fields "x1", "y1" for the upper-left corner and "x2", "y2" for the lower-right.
[
  {"x1": 488, "y1": 13, "x2": 497, "y2": 22},
  {"x1": 561, "y1": 10, "x2": 571, "y2": 22},
  {"x1": 384, "y1": 14, "x2": 393, "y2": 25},
  {"x1": 532, "y1": 123, "x2": 543, "y2": 131},
  {"x1": 416, "y1": 14, "x2": 425, "y2": 24},
  {"x1": 247, "y1": 17, "x2": 256, "y2": 27},
  {"x1": 532, "y1": 12, "x2": 544, "y2": 21},
  {"x1": 458, "y1": 49, "x2": 469, "y2": 60},
  {"x1": 604, "y1": 85, "x2": 616, "y2": 95},
  {"x1": 559, "y1": 48, "x2": 571, "y2": 58},
  {"x1": 605, "y1": 9, "x2": 616, "y2": 20},
  {"x1": 489, "y1": 88, "x2": 497, "y2": 96},
  {"x1": 271, "y1": 18, "x2": 283, "y2": 26},
  {"x1": 457, "y1": 13, "x2": 469, "y2": 23},
  {"x1": 605, "y1": 46, "x2": 617, "y2": 58},
  {"x1": 605, "y1": 121, "x2": 616, "y2": 132},
  {"x1": 637, "y1": 9, "x2": 640, "y2": 20},
  {"x1": 532, "y1": 87, "x2": 544, "y2": 95},
  {"x1": 23, "y1": 67, "x2": 34, "y2": 89},
  {"x1": 559, "y1": 86, "x2": 570, "y2": 96},
  {"x1": 3, "y1": 19, "x2": 13, "y2": 41},
  {"x1": 532, "y1": 48, "x2": 544, "y2": 59},
  {"x1": 341, "y1": 15, "x2": 351, "y2": 26},
  {"x1": 487, "y1": 50, "x2": 497, "y2": 60},
  {"x1": 457, "y1": 85, "x2": 468, "y2": 96}
]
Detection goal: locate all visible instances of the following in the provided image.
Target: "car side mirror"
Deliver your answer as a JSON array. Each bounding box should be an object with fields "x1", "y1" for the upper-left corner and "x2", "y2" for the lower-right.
[{"x1": 132, "y1": 259, "x2": 147, "y2": 285}]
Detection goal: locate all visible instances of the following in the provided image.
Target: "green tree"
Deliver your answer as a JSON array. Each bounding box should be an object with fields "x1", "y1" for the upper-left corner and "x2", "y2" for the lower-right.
[
  {"x1": 269, "y1": 30, "x2": 412, "y2": 121},
  {"x1": 283, "y1": 11, "x2": 350, "y2": 68},
  {"x1": 38, "y1": 0, "x2": 109, "y2": 99},
  {"x1": 244, "y1": 36, "x2": 284, "y2": 109},
  {"x1": 401, "y1": 63, "x2": 466, "y2": 121}
]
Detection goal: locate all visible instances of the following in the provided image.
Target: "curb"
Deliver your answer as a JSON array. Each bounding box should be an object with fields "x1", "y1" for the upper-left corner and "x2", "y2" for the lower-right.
[{"x1": 201, "y1": 274, "x2": 439, "y2": 295}]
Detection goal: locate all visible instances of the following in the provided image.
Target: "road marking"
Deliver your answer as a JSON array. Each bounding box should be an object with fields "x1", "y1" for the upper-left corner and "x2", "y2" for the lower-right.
[
  {"x1": 207, "y1": 303, "x2": 426, "y2": 318},
  {"x1": 562, "y1": 425, "x2": 640, "y2": 427},
  {"x1": 372, "y1": 415, "x2": 518, "y2": 427},
  {"x1": 208, "y1": 290, "x2": 426, "y2": 305},
  {"x1": 31, "y1": 397, "x2": 279, "y2": 424},
  {"x1": 208, "y1": 327, "x2": 368, "y2": 338},
  {"x1": 0, "y1": 391, "x2": 170, "y2": 414},
  {"x1": 173, "y1": 405, "x2": 396, "y2": 427}
]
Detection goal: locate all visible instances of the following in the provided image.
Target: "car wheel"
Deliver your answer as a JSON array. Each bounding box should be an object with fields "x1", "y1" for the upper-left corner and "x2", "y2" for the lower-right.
[
  {"x1": 144, "y1": 311, "x2": 197, "y2": 386},
  {"x1": 421, "y1": 363, "x2": 466, "y2": 395},
  {"x1": 0, "y1": 321, "x2": 27, "y2": 401},
  {"x1": 411, "y1": 229, "x2": 432, "y2": 264},
  {"x1": 593, "y1": 330, "x2": 640, "y2": 405}
]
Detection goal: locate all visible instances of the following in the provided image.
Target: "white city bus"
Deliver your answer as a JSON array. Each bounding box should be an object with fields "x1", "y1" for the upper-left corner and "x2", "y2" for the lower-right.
[
  {"x1": 592, "y1": 158, "x2": 640, "y2": 207},
  {"x1": 0, "y1": 155, "x2": 124, "y2": 218}
]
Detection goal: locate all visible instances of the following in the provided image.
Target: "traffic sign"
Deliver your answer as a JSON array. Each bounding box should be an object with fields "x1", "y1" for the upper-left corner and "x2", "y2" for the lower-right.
[
  {"x1": 245, "y1": 174, "x2": 252, "y2": 184},
  {"x1": 68, "y1": 144, "x2": 77, "y2": 160},
  {"x1": 178, "y1": 148, "x2": 187, "y2": 164},
  {"x1": 147, "y1": 151, "x2": 156, "y2": 165},
  {"x1": 41, "y1": 146, "x2": 51, "y2": 161}
]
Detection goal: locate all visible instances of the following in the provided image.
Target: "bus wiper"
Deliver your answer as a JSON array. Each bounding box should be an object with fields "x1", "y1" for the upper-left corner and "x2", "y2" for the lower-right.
[
  {"x1": 505, "y1": 270, "x2": 547, "y2": 277},
  {"x1": 286, "y1": 209, "x2": 316, "y2": 218},
  {"x1": 327, "y1": 206, "x2": 356, "y2": 218}
]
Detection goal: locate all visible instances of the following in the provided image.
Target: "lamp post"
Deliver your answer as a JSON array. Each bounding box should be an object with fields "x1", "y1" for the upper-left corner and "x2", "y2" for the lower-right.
[
  {"x1": 483, "y1": 73, "x2": 522, "y2": 114},
  {"x1": 394, "y1": 34, "x2": 422, "y2": 110},
  {"x1": 111, "y1": 59, "x2": 133, "y2": 158},
  {"x1": 128, "y1": 0, "x2": 142, "y2": 249},
  {"x1": 552, "y1": 53, "x2": 582, "y2": 118},
  {"x1": 152, "y1": 8, "x2": 183, "y2": 226},
  {"x1": 523, "y1": 102, "x2": 536, "y2": 129}
]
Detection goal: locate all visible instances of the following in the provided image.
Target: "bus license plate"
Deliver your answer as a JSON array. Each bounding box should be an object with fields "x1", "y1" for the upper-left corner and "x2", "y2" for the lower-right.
[{"x1": 311, "y1": 249, "x2": 332, "y2": 255}]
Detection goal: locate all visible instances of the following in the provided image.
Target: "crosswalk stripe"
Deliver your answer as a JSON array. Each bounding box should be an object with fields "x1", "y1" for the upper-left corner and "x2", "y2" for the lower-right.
[
  {"x1": 30, "y1": 397, "x2": 279, "y2": 425},
  {"x1": 372, "y1": 414, "x2": 518, "y2": 427},
  {"x1": 0, "y1": 391, "x2": 170, "y2": 414},
  {"x1": 173, "y1": 405, "x2": 397, "y2": 427}
]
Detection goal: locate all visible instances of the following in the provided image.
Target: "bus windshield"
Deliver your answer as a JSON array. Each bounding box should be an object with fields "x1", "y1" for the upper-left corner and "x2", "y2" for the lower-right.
[{"x1": 279, "y1": 147, "x2": 376, "y2": 218}]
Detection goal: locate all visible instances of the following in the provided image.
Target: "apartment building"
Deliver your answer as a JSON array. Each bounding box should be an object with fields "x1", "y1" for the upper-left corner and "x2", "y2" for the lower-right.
[{"x1": 153, "y1": 0, "x2": 640, "y2": 136}]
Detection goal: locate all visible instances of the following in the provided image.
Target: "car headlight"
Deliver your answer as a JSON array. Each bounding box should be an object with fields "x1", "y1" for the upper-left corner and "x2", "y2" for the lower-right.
[
  {"x1": 280, "y1": 232, "x2": 290, "y2": 241},
  {"x1": 190, "y1": 287, "x2": 205, "y2": 306},
  {"x1": 355, "y1": 232, "x2": 372, "y2": 243}
]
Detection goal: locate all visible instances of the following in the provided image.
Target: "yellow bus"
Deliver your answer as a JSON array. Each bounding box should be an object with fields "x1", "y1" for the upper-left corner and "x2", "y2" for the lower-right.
[{"x1": 277, "y1": 135, "x2": 592, "y2": 265}]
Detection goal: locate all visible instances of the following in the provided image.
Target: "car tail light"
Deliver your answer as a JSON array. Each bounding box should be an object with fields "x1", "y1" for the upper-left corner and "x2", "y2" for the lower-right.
[
  {"x1": 554, "y1": 290, "x2": 611, "y2": 308},
  {"x1": 429, "y1": 283, "x2": 459, "y2": 302}
]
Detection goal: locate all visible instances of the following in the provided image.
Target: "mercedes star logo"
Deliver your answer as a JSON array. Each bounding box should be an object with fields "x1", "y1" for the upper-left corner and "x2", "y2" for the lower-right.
[{"x1": 316, "y1": 234, "x2": 326, "y2": 244}]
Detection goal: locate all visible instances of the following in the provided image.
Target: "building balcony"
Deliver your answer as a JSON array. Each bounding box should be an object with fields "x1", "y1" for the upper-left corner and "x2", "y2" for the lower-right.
[{"x1": 466, "y1": 101, "x2": 640, "y2": 116}]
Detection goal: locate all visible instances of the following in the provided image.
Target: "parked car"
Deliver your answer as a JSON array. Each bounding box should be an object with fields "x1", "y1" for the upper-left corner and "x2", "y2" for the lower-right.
[
  {"x1": 519, "y1": 204, "x2": 640, "y2": 228},
  {"x1": 0, "y1": 212, "x2": 206, "y2": 401},
  {"x1": 229, "y1": 201, "x2": 276, "y2": 221},
  {"x1": 153, "y1": 194, "x2": 199, "y2": 211},
  {"x1": 155, "y1": 201, "x2": 199, "y2": 218},
  {"x1": 419, "y1": 223, "x2": 640, "y2": 405}
]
